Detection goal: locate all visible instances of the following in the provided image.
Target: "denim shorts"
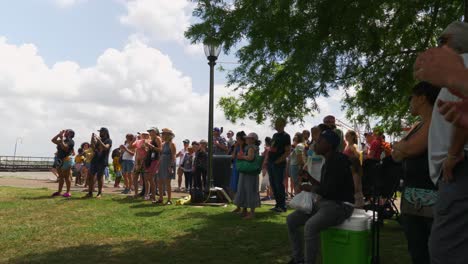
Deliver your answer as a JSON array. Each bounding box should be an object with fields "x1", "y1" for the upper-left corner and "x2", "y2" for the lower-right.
[
  {"x1": 61, "y1": 158, "x2": 75, "y2": 170},
  {"x1": 121, "y1": 160, "x2": 135, "y2": 174}
]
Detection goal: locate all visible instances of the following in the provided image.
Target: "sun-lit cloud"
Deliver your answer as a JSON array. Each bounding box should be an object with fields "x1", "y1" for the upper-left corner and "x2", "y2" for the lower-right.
[{"x1": 119, "y1": 0, "x2": 203, "y2": 55}]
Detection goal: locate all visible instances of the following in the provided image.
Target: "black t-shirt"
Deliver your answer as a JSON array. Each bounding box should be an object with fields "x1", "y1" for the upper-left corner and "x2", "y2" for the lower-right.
[
  {"x1": 57, "y1": 138, "x2": 75, "y2": 160},
  {"x1": 145, "y1": 139, "x2": 160, "y2": 167},
  {"x1": 195, "y1": 150, "x2": 208, "y2": 170},
  {"x1": 316, "y1": 152, "x2": 355, "y2": 203},
  {"x1": 91, "y1": 138, "x2": 112, "y2": 166},
  {"x1": 268, "y1": 131, "x2": 291, "y2": 165}
]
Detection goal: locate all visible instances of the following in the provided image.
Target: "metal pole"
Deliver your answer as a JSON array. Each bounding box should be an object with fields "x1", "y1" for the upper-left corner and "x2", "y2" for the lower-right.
[
  {"x1": 13, "y1": 137, "x2": 21, "y2": 171},
  {"x1": 208, "y1": 58, "x2": 216, "y2": 189}
]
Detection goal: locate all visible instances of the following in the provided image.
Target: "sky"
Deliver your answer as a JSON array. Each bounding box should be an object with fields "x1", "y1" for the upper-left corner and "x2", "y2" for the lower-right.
[{"x1": 0, "y1": 0, "x2": 350, "y2": 157}]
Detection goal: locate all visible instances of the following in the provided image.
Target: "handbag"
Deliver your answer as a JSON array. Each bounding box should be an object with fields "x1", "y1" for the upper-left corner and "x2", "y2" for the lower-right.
[
  {"x1": 401, "y1": 187, "x2": 437, "y2": 218},
  {"x1": 236, "y1": 155, "x2": 264, "y2": 174}
]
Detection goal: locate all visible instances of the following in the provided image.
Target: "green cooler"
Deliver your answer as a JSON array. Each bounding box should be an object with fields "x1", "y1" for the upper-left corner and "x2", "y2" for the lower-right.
[{"x1": 321, "y1": 209, "x2": 373, "y2": 264}]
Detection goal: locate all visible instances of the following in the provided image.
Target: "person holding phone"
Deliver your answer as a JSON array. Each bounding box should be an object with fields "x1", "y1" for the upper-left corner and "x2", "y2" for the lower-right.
[{"x1": 85, "y1": 127, "x2": 112, "y2": 199}]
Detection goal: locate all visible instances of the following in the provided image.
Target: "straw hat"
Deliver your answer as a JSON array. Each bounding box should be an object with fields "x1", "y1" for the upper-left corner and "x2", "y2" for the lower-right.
[{"x1": 161, "y1": 128, "x2": 175, "y2": 136}]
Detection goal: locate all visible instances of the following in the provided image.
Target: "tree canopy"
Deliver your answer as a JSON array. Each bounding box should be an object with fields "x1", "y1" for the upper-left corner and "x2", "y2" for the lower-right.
[{"x1": 185, "y1": 0, "x2": 465, "y2": 133}]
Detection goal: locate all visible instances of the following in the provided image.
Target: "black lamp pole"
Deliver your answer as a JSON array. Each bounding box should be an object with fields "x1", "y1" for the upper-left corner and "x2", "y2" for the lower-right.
[
  {"x1": 465, "y1": 0, "x2": 467, "y2": 22},
  {"x1": 204, "y1": 44, "x2": 221, "y2": 190}
]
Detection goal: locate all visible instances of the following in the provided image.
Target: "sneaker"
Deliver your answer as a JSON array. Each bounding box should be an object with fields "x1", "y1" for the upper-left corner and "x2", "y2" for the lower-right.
[
  {"x1": 269, "y1": 206, "x2": 278, "y2": 211},
  {"x1": 261, "y1": 196, "x2": 271, "y2": 201},
  {"x1": 83, "y1": 193, "x2": 93, "y2": 199},
  {"x1": 51, "y1": 192, "x2": 61, "y2": 197},
  {"x1": 273, "y1": 207, "x2": 287, "y2": 213},
  {"x1": 62, "y1": 193, "x2": 71, "y2": 198}
]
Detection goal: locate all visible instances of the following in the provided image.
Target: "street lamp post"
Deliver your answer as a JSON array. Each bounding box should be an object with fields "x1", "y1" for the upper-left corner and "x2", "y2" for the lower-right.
[
  {"x1": 13, "y1": 137, "x2": 23, "y2": 171},
  {"x1": 204, "y1": 43, "x2": 221, "y2": 189}
]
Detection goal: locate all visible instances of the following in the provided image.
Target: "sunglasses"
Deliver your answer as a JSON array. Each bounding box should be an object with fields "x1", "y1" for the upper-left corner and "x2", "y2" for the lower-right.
[{"x1": 437, "y1": 36, "x2": 448, "y2": 47}]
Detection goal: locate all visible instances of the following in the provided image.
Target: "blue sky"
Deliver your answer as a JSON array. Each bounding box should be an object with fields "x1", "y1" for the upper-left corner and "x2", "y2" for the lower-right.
[
  {"x1": 0, "y1": 0, "x2": 229, "y2": 93},
  {"x1": 0, "y1": 0, "x2": 347, "y2": 156}
]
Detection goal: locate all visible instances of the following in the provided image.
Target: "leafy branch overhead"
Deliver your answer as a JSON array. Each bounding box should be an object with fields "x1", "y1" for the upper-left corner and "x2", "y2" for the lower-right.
[{"x1": 186, "y1": 0, "x2": 464, "y2": 133}]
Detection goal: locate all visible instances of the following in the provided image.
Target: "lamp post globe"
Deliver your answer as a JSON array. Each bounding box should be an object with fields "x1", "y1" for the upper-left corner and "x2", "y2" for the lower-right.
[{"x1": 204, "y1": 43, "x2": 221, "y2": 190}]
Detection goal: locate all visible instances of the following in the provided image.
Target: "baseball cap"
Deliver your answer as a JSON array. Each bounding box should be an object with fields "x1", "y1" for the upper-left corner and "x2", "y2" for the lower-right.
[
  {"x1": 147, "y1": 127, "x2": 160, "y2": 134},
  {"x1": 245, "y1": 132, "x2": 258, "y2": 141},
  {"x1": 319, "y1": 130, "x2": 340, "y2": 149},
  {"x1": 183, "y1": 139, "x2": 190, "y2": 144}
]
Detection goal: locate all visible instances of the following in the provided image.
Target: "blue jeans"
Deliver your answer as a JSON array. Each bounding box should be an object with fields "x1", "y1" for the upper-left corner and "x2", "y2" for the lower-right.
[{"x1": 268, "y1": 162, "x2": 286, "y2": 209}]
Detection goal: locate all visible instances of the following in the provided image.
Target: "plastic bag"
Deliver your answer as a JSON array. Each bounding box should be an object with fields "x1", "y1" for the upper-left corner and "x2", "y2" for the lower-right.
[{"x1": 289, "y1": 191, "x2": 315, "y2": 214}]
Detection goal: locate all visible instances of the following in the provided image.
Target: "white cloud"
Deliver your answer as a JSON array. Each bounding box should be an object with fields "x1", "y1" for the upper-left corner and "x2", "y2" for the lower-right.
[
  {"x1": 0, "y1": 36, "x2": 208, "y2": 156},
  {"x1": 0, "y1": 35, "x2": 351, "y2": 157},
  {"x1": 53, "y1": 0, "x2": 86, "y2": 8},
  {"x1": 119, "y1": 0, "x2": 203, "y2": 55}
]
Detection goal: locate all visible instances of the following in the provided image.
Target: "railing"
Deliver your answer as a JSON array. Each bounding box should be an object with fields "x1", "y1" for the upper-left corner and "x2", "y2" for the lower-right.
[{"x1": 0, "y1": 156, "x2": 54, "y2": 172}]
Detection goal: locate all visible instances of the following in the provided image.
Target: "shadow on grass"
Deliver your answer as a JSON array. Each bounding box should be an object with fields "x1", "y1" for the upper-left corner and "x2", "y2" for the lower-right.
[
  {"x1": 20, "y1": 196, "x2": 54, "y2": 200},
  {"x1": 111, "y1": 196, "x2": 146, "y2": 204},
  {"x1": 134, "y1": 211, "x2": 165, "y2": 217},
  {"x1": 8, "y1": 211, "x2": 291, "y2": 264}
]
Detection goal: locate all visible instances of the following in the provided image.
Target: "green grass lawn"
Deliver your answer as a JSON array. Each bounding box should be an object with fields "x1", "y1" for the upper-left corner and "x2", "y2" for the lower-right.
[{"x1": 0, "y1": 187, "x2": 410, "y2": 264}]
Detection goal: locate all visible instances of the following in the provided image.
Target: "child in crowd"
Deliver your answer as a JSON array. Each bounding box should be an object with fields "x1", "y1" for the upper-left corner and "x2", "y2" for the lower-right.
[
  {"x1": 112, "y1": 148, "x2": 122, "y2": 188},
  {"x1": 82, "y1": 142, "x2": 94, "y2": 189},
  {"x1": 181, "y1": 147, "x2": 194, "y2": 192},
  {"x1": 74, "y1": 148, "x2": 85, "y2": 186}
]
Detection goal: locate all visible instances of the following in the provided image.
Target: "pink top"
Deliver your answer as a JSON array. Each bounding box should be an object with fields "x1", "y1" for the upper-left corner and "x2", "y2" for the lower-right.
[
  {"x1": 343, "y1": 148, "x2": 354, "y2": 158},
  {"x1": 133, "y1": 139, "x2": 148, "y2": 161}
]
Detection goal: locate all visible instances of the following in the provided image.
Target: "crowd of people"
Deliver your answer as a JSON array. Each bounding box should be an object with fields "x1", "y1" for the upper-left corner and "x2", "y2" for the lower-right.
[{"x1": 49, "y1": 20, "x2": 468, "y2": 264}]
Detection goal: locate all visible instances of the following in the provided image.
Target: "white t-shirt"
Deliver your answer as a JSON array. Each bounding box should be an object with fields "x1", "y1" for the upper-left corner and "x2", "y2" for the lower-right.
[
  {"x1": 306, "y1": 143, "x2": 324, "y2": 182},
  {"x1": 428, "y1": 53, "x2": 468, "y2": 184},
  {"x1": 122, "y1": 143, "x2": 135, "y2": 161},
  {"x1": 290, "y1": 143, "x2": 305, "y2": 166},
  {"x1": 177, "y1": 148, "x2": 187, "y2": 166}
]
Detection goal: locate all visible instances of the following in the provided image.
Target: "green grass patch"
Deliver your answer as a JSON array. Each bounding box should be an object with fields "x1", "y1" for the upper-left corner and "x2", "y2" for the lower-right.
[{"x1": 0, "y1": 187, "x2": 410, "y2": 263}]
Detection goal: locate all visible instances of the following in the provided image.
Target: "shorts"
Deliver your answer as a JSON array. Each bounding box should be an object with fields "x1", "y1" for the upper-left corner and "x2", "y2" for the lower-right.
[
  {"x1": 84, "y1": 162, "x2": 91, "y2": 169},
  {"x1": 75, "y1": 163, "x2": 83, "y2": 172},
  {"x1": 121, "y1": 160, "x2": 135, "y2": 174},
  {"x1": 90, "y1": 163, "x2": 106, "y2": 178},
  {"x1": 115, "y1": 170, "x2": 123, "y2": 178},
  {"x1": 146, "y1": 160, "x2": 159, "y2": 176},
  {"x1": 60, "y1": 157, "x2": 75, "y2": 170}
]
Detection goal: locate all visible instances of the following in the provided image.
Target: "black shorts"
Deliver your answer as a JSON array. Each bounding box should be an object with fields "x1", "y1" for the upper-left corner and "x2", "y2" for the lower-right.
[{"x1": 90, "y1": 163, "x2": 106, "y2": 178}]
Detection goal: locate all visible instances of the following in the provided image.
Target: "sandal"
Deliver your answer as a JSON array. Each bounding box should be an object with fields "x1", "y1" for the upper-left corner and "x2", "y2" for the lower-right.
[
  {"x1": 51, "y1": 192, "x2": 61, "y2": 197},
  {"x1": 243, "y1": 213, "x2": 255, "y2": 220}
]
